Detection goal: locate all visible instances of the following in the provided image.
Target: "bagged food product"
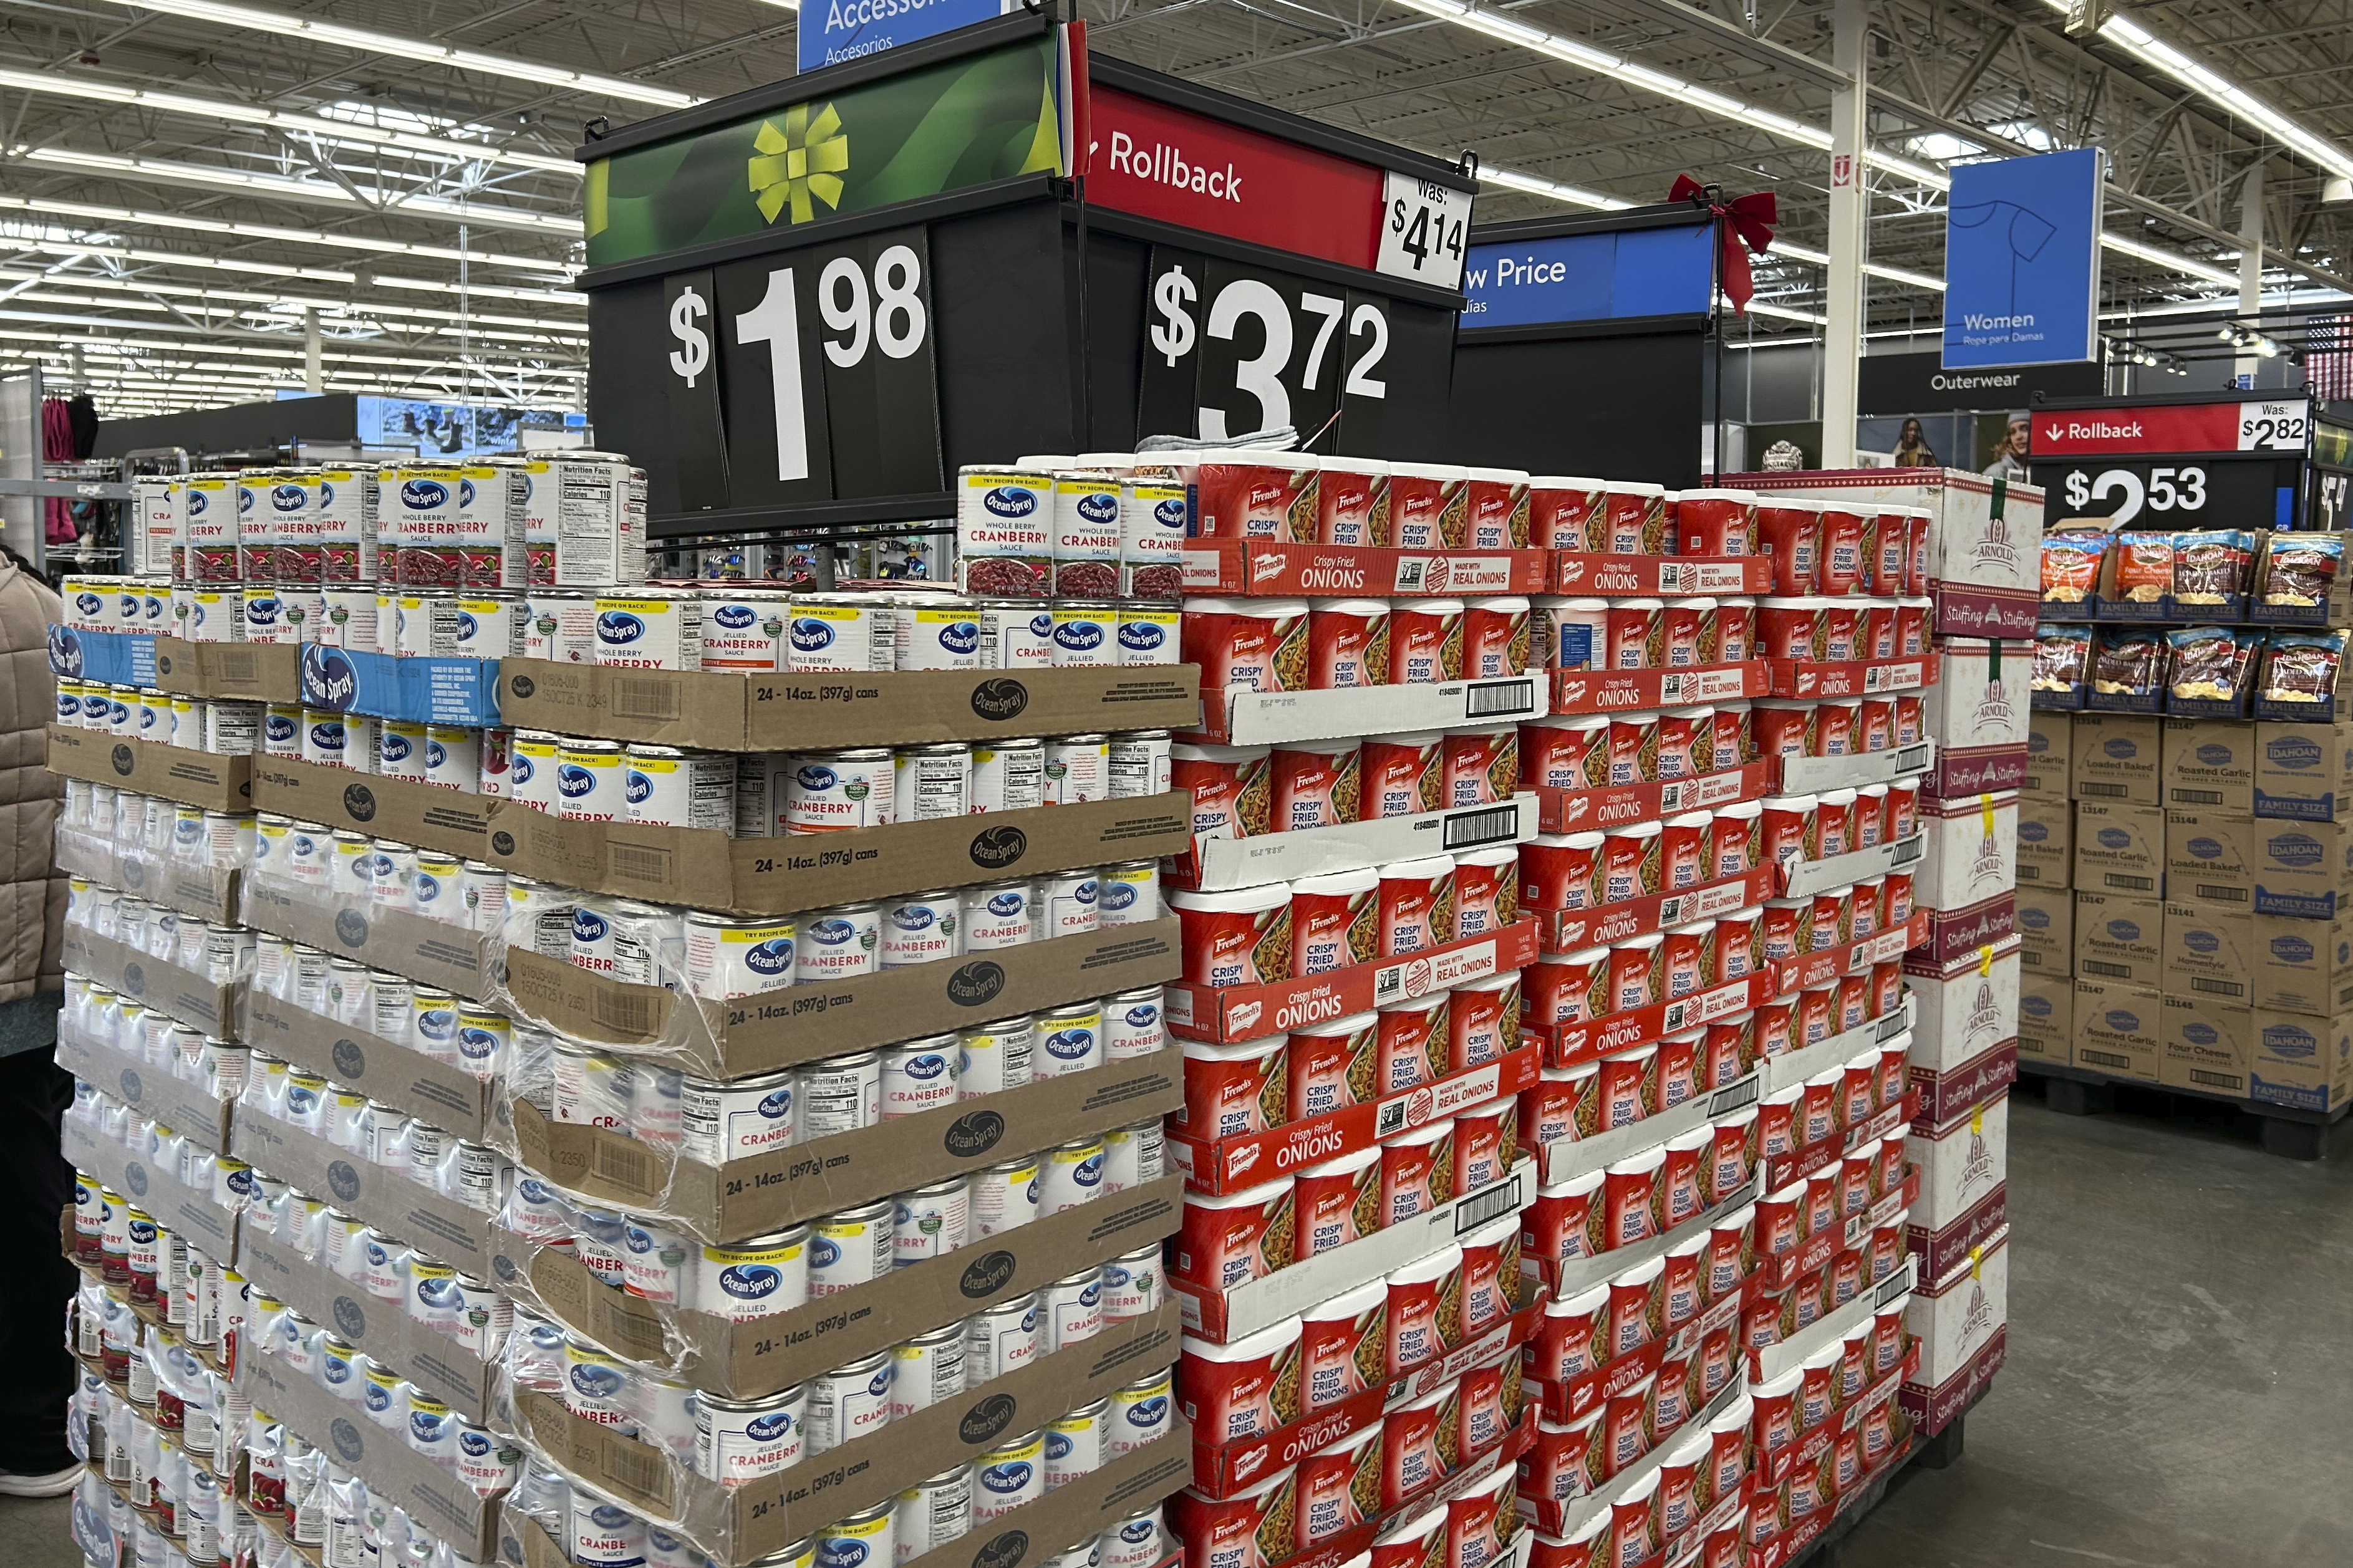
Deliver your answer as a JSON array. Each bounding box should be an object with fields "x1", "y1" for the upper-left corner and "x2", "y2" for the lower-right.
[
  {"x1": 2031, "y1": 625, "x2": 2091, "y2": 693},
  {"x1": 2090, "y1": 627, "x2": 2167, "y2": 697},
  {"x1": 2261, "y1": 532, "x2": 2345, "y2": 608},
  {"x1": 2173, "y1": 528, "x2": 2254, "y2": 604},
  {"x1": 2038, "y1": 530, "x2": 2107, "y2": 604},
  {"x1": 2111, "y1": 531, "x2": 2176, "y2": 602},
  {"x1": 2261, "y1": 630, "x2": 2347, "y2": 705},
  {"x1": 2165, "y1": 625, "x2": 2257, "y2": 705}
]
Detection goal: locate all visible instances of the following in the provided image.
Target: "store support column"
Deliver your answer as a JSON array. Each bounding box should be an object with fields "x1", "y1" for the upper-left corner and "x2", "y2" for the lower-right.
[{"x1": 1821, "y1": 0, "x2": 1868, "y2": 468}]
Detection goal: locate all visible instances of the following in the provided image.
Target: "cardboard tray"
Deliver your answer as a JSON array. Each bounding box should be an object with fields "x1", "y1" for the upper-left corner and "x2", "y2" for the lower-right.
[
  {"x1": 1546, "y1": 553, "x2": 1774, "y2": 596},
  {"x1": 1538, "y1": 1177, "x2": 1761, "y2": 1303},
  {"x1": 243, "y1": 1342, "x2": 501, "y2": 1561},
  {"x1": 62, "y1": 925, "x2": 239, "y2": 1038},
  {"x1": 1772, "y1": 743, "x2": 1934, "y2": 797},
  {"x1": 1537, "y1": 1070, "x2": 1762, "y2": 1188},
  {"x1": 511, "y1": 1428, "x2": 1196, "y2": 1568},
  {"x1": 297, "y1": 645, "x2": 500, "y2": 725},
  {"x1": 1540, "y1": 1382, "x2": 1744, "y2": 1547},
  {"x1": 248, "y1": 758, "x2": 496, "y2": 862},
  {"x1": 48, "y1": 726, "x2": 252, "y2": 813},
  {"x1": 56, "y1": 829, "x2": 241, "y2": 925},
  {"x1": 1530, "y1": 867, "x2": 1776, "y2": 957},
  {"x1": 1532, "y1": 760, "x2": 1771, "y2": 836},
  {"x1": 1169, "y1": 1160, "x2": 1533, "y2": 1344},
  {"x1": 1168, "y1": 1044, "x2": 1542, "y2": 1197},
  {"x1": 1166, "y1": 920, "x2": 1537, "y2": 1046},
  {"x1": 518, "y1": 1303, "x2": 1181, "y2": 1562},
  {"x1": 56, "y1": 1022, "x2": 234, "y2": 1152},
  {"x1": 60, "y1": 1112, "x2": 243, "y2": 1264},
  {"x1": 1763, "y1": 653, "x2": 1938, "y2": 700},
  {"x1": 1755, "y1": 1342, "x2": 1920, "y2": 1491},
  {"x1": 1174, "y1": 794, "x2": 1536, "y2": 895},
  {"x1": 1191, "y1": 675, "x2": 1545, "y2": 748},
  {"x1": 511, "y1": 1047, "x2": 1181, "y2": 1244},
  {"x1": 492, "y1": 1174, "x2": 1183, "y2": 1400},
  {"x1": 1776, "y1": 834, "x2": 1924, "y2": 899},
  {"x1": 495, "y1": 658, "x2": 1203, "y2": 751},
  {"x1": 239, "y1": 878, "x2": 495, "y2": 1002},
  {"x1": 236, "y1": 1226, "x2": 501, "y2": 1421},
  {"x1": 243, "y1": 990, "x2": 499, "y2": 1143},
  {"x1": 501, "y1": 920, "x2": 1179, "y2": 1075},
  {"x1": 1179, "y1": 538, "x2": 1549, "y2": 597},
  {"x1": 1758, "y1": 1089, "x2": 1921, "y2": 1198},
  {"x1": 231, "y1": 1101, "x2": 503, "y2": 1279},
  {"x1": 1758, "y1": 998, "x2": 1916, "y2": 1097},
  {"x1": 48, "y1": 629, "x2": 297, "y2": 701},
  {"x1": 1547, "y1": 663, "x2": 1771, "y2": 716},
  {"x1": 1748, "y1": 1255, "x2": 1916, "y2": 1386},
  {"x1": 483, "y1": 792, "x2": 1194, "y2": 916},
  {"x1": 1184, "y1": 1290, "x2": 1542, "y2": 1498}
]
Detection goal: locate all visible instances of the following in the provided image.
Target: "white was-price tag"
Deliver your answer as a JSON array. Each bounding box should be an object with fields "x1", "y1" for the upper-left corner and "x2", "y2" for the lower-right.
[
  {"x1": 2237, "y1": 398, "x2": 2311, "y2": 451},
  {"x1": 1376, "y1": 170, "x2": 1472, "y2": 289}
]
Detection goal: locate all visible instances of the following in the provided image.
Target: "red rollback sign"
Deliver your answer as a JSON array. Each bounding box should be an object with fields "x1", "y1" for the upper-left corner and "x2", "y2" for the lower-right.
[
  {"x1": 2033, "y1": 398, "x2": 2311, "y2": 456},
  {"x1": 1082, "y1": 85, "x2": 1386, "y2": 271}
]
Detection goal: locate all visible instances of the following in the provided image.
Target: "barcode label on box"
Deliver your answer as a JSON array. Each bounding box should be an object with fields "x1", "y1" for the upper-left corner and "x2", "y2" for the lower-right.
[
  {"x1": 2105, "y1": 874, "x2": 2156, "y2": 892},
  {"x1": 1453, "y1": 1174, "x2": 1522, "y2": 1233},
  {"x1": 2193, "y1": 978, "x2": 2246, "y2": 998},
  {"x1": 2190, "y1": 1069, "x2": 2246, "y2": 1093},
  {"x1": 2196, "y1": 883, "x2": 2246, "y2": 904},
  {"x1": 1465, "y1": 680, "x2": 1535, "y2": 719},
  {"x1": 2082, "y1": 960, "x2": 2133, "y2": 978},
  {"x1": 611, "y1": 678, "x2": 684, "y2": 722},
  {"x1": 2080, "y1": 782, "x2": 2128, "y2": 797},
  {"x1": 2171, "y1": 789, "x2": 2223, "y2": 806},
  {"x1": 1444, "y1": 804, "x2": 1519, "y2": 850},
  {"x1": 2079, "y1": 1048, "x2": 2131, "y2": 1070},
  {"x1": 609, "y1": 844, "x2": 673, "y2": 887}
]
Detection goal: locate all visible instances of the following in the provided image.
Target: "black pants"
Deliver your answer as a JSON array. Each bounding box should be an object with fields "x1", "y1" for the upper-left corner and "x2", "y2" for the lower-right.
[{"x1": 0, "y1": 1047, "x2": 76, "y2": 1473}]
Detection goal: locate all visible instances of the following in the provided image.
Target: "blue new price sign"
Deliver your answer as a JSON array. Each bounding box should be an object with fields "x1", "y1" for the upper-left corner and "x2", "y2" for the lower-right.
[
  {"x1": 799, "y1": 0, "x2": 1018, "y2": 70},
  {"x1": 1943, "y1": 148, "x2": 2104, "y2": 368}
]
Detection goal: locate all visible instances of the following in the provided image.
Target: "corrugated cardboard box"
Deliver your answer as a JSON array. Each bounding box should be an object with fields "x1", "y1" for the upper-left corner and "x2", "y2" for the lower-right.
[
  {"x1": 1903, "y1": 938, "x2": 2020, "y2": 1072},
  {"x1": 2071, "y1": 801, "x2": 2164, "y2": 897},
  {"x1": 2253, "y1": 721, "x2": 2353, "y2": 822},
  {"x1": 2073, "y1": 892, "x2": 2163, "y2": 987},
  {"x1": 2160, "y1": 719, "x2": 2255, "y2": 813},
  {"x1": 2251, "y1": 913, "x2": 2353, "y2": 1017},
  {"x1": 2070, "y1": 714, "x2": 2160, "y2": 805},
  {"x1": 47, "y1": 726, "x2": 251, "y2": 813},
  {"x1": 2012, "y1": 795, "x2": 2073, "y2": 887},
  {"x1": 1914, "y1": 791, "x2": 2017, "y2": 913},
  {"x1": 2072, "y1": 978, "x2": 2163, "y2": 1082},
  {"x1": 1905, "y1": 1092, "x2": 2008, "y2": 1231},
  {"x1": 2253, "y1": 820, "x2": 2353, "y2": 920},
  {"x1": 2249, "y1": 1009, "x2": 2353, "y2": 1113},
  {"x1": 2164, "y1": 810, "x2": 2258, "y2": 906},
  {"x1": 2158, "y1": 995, "x2": 2251, "y2": 1097},
  {"x1": 2160, "y1": 903, "x2": 2255, "y2": 1005},
  {"x1": 2013, "y1": 885, "x2": 2072, "y2": 976},
  {"x1": 2016, "y1": 972, "x2": 2071, "y2": 1065},
  {"x1": 2025, "y1": 711, "x2": 2072, "y2": 799}
]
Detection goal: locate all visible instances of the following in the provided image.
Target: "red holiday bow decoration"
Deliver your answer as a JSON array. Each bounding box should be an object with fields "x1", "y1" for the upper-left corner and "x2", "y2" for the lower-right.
[{"x1": 1669, "y1": 174, "x2": 1778, "y2": 314}]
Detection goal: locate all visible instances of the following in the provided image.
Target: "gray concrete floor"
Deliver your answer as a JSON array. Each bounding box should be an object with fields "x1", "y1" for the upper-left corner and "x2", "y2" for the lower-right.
[
  {"x1": 6, "y1": 1086, "x2": 2347, "y2": 1568},
  {"x1": 1838, "y1": 1080, "x2": 2353, "y2": 1567}
]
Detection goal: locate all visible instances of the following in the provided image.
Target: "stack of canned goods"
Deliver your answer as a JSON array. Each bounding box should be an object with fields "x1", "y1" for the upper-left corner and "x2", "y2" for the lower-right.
[
  {"x1": 119, "y1": 454, "x2": 647, "y2": 592},
  {"x1": 564, "y1": 583, "x2": 1181, "y2": 673},
  {"x1": 247, "y1": 930, "x2": 516, "y2": 1082},
  {"x1": 248, "y1": 813, "x2": 513, "y2": 933},
  {"x1": 501, "y1": 726, "x2": 1176, "y2": 830},
  {"x1": 63, "y1": 778, "x2": 255, "y2": 875},
  {"x1": 526, "y1": 873, "x2": 1166, "y2": 1001}
]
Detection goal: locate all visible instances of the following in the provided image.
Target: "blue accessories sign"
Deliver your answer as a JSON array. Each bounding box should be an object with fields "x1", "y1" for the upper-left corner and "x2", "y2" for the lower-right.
[
  {"x1": 1460, "y1": 221, "x2": 1714, "y2": 329},
  {"x1": 1943, "y1": 148, "x2": 2104, "y2": 368},
  {"x1": 799, "y1": 0, "x2": 1017, "y2": 72}
]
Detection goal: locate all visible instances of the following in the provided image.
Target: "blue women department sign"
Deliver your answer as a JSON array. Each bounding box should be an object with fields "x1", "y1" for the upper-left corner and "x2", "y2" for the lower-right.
[{"x1": 1942, "y1": 148, "x2": 2104, "y2": 368}]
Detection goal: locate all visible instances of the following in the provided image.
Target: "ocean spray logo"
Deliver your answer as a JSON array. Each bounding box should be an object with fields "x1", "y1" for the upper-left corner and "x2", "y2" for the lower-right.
[
  {"x1": 790, "y1": 618, "x2": 836, "y2": 652},
  {"x1": 745, "y1": 938, "x2": 794, "y2": 976},
  {"x1": 982, "y1": 486, "x2": 1038, "y2": 519},
  {"x1": 400, "y1": 479, "x2": 448, "y2": 511},
  {"x1": 713, "y1": 604, "x2": 757, "y2": 630},
  {"x1": 596, "y1": 610, "x2": 646, "y2": 645},
  {"x1": 1118, "y1": 620, "x2": 1167, "y2": 653},
  {"x1": 1075, "y1": 490, "x2": 1118, "y2": 525},
  {"x1": 271, "y1": 483, "x2": 307, "y2": 512}
]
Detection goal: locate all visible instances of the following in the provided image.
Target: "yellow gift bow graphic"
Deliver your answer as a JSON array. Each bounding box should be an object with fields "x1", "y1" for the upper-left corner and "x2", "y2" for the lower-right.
[{"x1": 750, "y1": 103, "x2": 849, "y2": 226}]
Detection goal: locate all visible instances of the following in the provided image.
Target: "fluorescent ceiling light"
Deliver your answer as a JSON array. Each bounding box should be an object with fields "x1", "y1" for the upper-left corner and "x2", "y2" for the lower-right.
[
  {"x1": 0, "y1": 66, "x2": 577, "y2": 174},
  {"x1": 2, "y1": 236, "x2": 354, "y2": 282},
  {"x1": 104, "y1": 0, "x2": 697, "y2": 108},
  {"x1": 1397, "y1": 0, "x2": 2236, "y2": 289},
  {"x1": 17, "y1": 148, "x2": 581, "y2": 235},
  {"x1": 371, "y1": 273, "x2": 587, "y2": 305},
  {"x1": 2040, "y1": 2, "x2": 2353, "y2": 181},
  {"x1": 0, "y1": 195, "x2": 574, "y2": 274}
]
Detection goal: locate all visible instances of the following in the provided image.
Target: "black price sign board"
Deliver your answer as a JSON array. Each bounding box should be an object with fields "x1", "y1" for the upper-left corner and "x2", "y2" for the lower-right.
[
  {"x1": 592, "y1": 224, "x2": 945, "y2": 516},
  {"x1": 1134, "y1": 248, "x2": 1449, "y2": 453},
  {"x1": 2031, "y1": 455, "x2": 2301, "y2": 530}
]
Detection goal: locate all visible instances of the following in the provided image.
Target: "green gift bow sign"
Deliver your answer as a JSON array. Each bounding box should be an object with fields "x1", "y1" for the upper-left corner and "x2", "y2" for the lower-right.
[{"x1": 584, "y1": 36, "x2": 1063, "y2": 269}]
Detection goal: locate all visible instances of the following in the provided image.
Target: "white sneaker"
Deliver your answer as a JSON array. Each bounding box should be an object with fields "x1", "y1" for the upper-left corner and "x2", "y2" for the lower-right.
[{"x1": 0, "y1": 1465, "x2": 80, "y2": 1498}]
